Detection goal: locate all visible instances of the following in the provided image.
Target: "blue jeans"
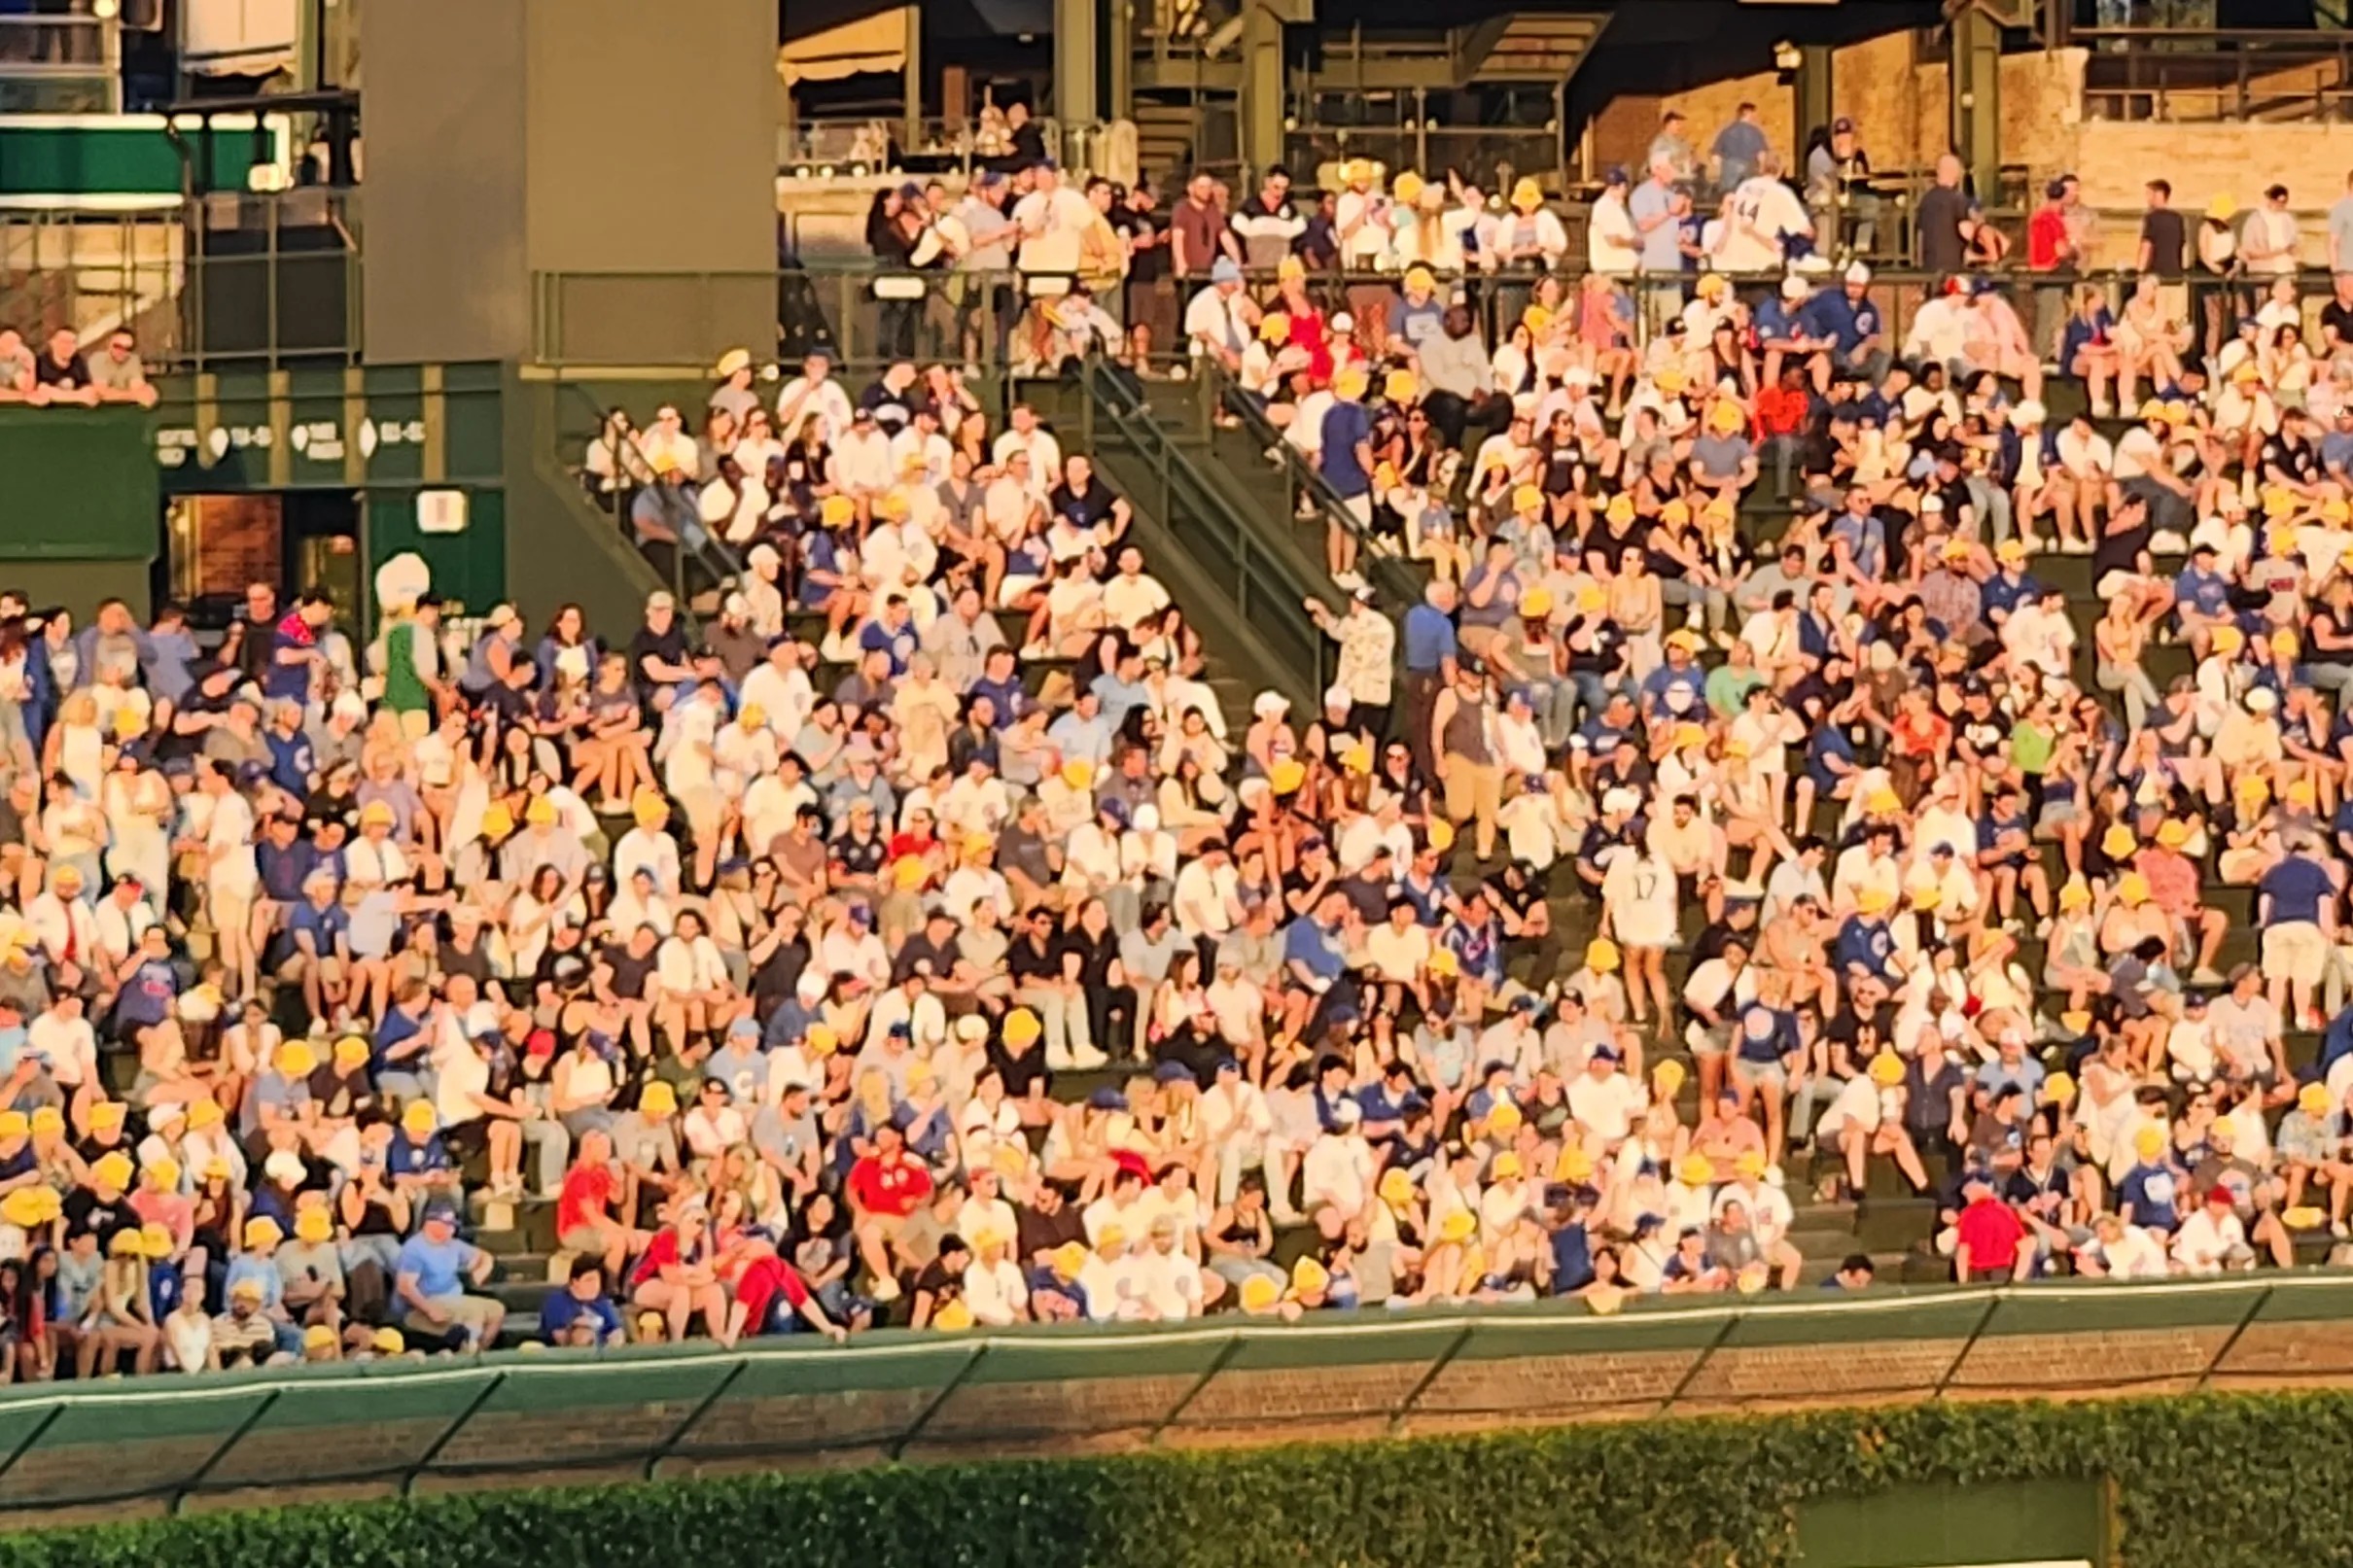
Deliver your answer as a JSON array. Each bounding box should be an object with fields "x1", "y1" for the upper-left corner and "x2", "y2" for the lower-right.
[
  {"x1": 1568, "y1": 672, "x2": 1615, "y2": 732},
  {"x1": 1520, "y1": 675, "x2": 1580, "y2": 750}
]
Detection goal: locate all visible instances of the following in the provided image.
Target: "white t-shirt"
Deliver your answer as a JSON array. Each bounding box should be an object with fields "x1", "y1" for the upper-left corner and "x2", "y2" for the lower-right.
[
  {"x1": 1587, "y1": 192, "x2": 1638, "y2": 276},
  {"x1": 1011, "y1": 185, "x2": 1096, "y2": 273},
  {"x1": 1715, "y1": 176, "x2": 1811, "y2": 274}
]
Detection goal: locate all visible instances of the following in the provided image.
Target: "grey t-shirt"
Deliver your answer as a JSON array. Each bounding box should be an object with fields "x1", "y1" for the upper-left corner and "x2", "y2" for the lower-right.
[
  {"x1": 753, "y1": 1103, "x2": 821, "y2": 1168},
  {"x1": 2330, "y1": 195, "x2": 2353, "y2": 269},
  {"x1": 84, "y1": 348, "x2": 145, "y2": 392},
  {"x1": 1120, "y1": 926, "x2": 1189, "y2": 988}
]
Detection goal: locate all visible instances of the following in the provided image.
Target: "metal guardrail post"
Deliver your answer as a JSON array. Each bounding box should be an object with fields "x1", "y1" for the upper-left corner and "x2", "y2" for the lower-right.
[
  {"x1": 1387, "y1": 1321, "x2": 1476, "y2": 1435},
  {"x1": 265, "y1": 201, "x2": 279, "y2": 372},
  {"x1": 402, "y1": 1370, "x2": 508, "y2": 1496},
  {"x1": 1146, "y1": 1333, "x2": 1246, "y2": 1446},
  {"x1": 1655, "y1": 1314, "x2": 1740, "y2": 1417},
  {"x1": 0, "y1": 1403, "x2": 62, "y2": 1495},
  {"x1": 2192, "y1": 1285, "x2": 2273, "y2": 1393},
  {"x1": 643, "y1": 1358, "x2": 751, "y2": 1480},
  {"x1": 1930, "y1": 1295, "x2": 2007, "y2": 1401},
  {"x1": 886, "y1": 1342, "x2": 989, "y2": 1460},
  {"x1": 170, "y1": 1387, "x2": 283, "y2": 1515}
]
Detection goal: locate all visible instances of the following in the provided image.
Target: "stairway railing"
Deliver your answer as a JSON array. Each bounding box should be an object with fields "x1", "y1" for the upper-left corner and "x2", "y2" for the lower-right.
[
  {"x1": 1079, "y1": 355, "x2": 1337, "y2": 707},
  {"x1": 551, "y1": 376, "x2": 743, "y2": 618},
  {"x1": 1207, "y1": 366, "x2": 1423, "y2": 615}
]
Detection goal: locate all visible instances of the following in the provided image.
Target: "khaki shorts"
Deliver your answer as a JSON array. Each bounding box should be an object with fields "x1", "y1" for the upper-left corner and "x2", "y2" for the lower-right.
[
  {"x1": 405, "y1": 1294, "x2": 501, "y2": 1335},
  {"x1": 2265, "y1": 921, "x2": 2328, "y2": 989},
  {"x1": 208, "y1": 888, "x2": 253, "y2": 939},
  {"x1": 676, "y1": 784, "x2": 725, "y2": 835}
]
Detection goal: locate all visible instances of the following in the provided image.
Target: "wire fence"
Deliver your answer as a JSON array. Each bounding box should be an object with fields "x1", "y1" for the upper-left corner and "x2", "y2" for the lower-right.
[{"x1": 9, "y1": 1274, "x2": 2353, "y2": 1523}]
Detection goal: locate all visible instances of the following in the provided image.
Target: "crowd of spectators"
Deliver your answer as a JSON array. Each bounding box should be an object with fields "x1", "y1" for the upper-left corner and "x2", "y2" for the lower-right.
[
  {"x1": 1126, "y1": 125, "x2": 2353, "y2": 1292},
  {"x1": 15, "y1": 112, "x2": 2353, "y2": 1383}
]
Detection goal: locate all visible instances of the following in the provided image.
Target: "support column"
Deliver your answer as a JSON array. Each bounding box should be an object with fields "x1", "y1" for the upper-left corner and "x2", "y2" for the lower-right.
[
  {"x1": 1949, "y1": 5, "x2": 2002, "y2": 203},
  {"x1": 1106, "y1": 0, "x2": 1134, "y2": 124},
  {"x1": 902, "y1": 4, "x2": 924, "y2": 151},
  {"x1": 1241, "y1": 2, "x2": 1285, "y2": 181},
  {"x1": 1793, "y1": 42, "x2": 1834, "y2": 165},
  {"x1": 1055, "y1": 0, "x2": 1101, "y2": 145}
]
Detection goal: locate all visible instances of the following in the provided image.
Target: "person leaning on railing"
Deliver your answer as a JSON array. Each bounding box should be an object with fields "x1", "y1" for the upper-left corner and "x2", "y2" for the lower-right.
[{"x1": 0, "y1": 327, "x2": 33, "y2": 402}]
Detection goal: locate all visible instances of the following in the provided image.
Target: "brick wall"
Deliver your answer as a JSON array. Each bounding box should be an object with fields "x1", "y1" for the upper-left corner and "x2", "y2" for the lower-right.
[
  {"x1": 2065, "y1": 121, "x2": 2353, "y2": 266},
  {"x1": 1656, "y1": 37, "x2": 2085, "y2": 181},
  {"x1": 1601, "y1": 44, "x2": 2353, "y2": 270}
]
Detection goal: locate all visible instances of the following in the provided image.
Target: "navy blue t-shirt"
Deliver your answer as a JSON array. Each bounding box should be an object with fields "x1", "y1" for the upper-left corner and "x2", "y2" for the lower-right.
[
  {"x1": 2262, "y1": 854, "x2": 2335, "y2": 925},
  {"x1": 540, "y1": 1288, "x2": 625, "y2": 1343},
  {"x1": 1318, "y1": 400, "x2": 1374, "y2": 499}
]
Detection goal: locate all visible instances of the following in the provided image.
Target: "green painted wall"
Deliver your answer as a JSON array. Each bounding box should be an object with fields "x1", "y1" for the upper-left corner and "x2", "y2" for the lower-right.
[
  {"x1": 0, "y1": 115, "x2": 290, "y2": 200},
  {"x1": 500, "y1": 369, "x2": 668, "y2": 634},
  {"x1": 367, "y1": 489, "x2": 507, "y2": 618},
  {"x1": 153, "y1": 362, "x2": 506, "y2": 496},
  {"x1": 0, "y1": 563, "x2": 153, "y2": 621},
  {"x1": 0, "y1": 406, "x2": 156, "y2": 558}
]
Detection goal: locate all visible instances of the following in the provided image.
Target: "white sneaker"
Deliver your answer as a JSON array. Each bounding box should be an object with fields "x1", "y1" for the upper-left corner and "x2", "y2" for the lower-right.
[
  {"x1": 1332, "y1": 571, "x2": 1363, "y2": 593},
  {"x1": 1070, "y1": 1044, "x2": 1111, "y2": 1069},
  {"x1": 868, "y1": 1275, "x2": 903, "y2": 1304}
]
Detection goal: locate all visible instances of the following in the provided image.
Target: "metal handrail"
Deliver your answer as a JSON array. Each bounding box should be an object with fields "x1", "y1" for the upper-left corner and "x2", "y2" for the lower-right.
[
  {"x1": 551, "y1": 376, "x2": 742, "y2": 613},
  {"x1": 1080, "y1": 353, "x2": 1338, "y2": 701},
  {"x1": 544, "y1": 255, "x2": 2353, "y2": 401},
  {"x1": 1213, "y1": 367, "x2": 1422, "y2": 613}
]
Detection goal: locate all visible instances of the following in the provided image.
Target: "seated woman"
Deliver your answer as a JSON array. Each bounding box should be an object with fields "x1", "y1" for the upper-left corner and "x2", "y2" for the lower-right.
[
  {"x1": 2058, "y1": 284, "x2": 2123, "y2": 419},
  {"x1": 2113, "y1": 273, "x2": 2192, "y2": 411}
]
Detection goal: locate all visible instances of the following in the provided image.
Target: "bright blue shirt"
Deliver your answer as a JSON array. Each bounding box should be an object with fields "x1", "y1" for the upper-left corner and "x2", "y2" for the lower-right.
[
  {"x1": 1282, "y1": 917, "x2": 1346, "y2": 983},
  {"x1": 395, "y1": 1233, "x2": 480, "y2": 1300},
  {"x1": 1402, "y1": 605, "x2": 1457, "y2": 674}
]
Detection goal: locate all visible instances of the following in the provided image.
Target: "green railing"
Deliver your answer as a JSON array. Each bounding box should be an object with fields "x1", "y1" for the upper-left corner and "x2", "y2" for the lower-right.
[
  {"x1": 542, "y1": 266, "x2": 1025, "y2": 376},
  {"x1": 3, "y1": 1273, "x2": 2351, "y2": 1521},
  {"x1": 550, "y1": 375, "x2": 743, "y2": 613},
  {"x1": 1210, "y1": 366, "x2": 1424, "y2": 612},
  {"x1": 1078, "y1": 355, "x2": 1338, "y2": 707},
  {"x1": 594, "y1": 255, "x2": 2353, "y2": 394},
  {"x1": 0, "y1": 193, "x2": 361, "y2": 374}
]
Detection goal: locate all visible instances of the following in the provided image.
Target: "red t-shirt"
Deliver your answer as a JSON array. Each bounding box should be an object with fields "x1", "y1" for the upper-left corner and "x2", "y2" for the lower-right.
[
  {"x1": 1755, "y1": 385, "x2": 1810, "y2": 438},
  {"x1": 631, "y1": 1226, "x2": 684, "y2": 1288},
  {"x1": 556, "y1": 1163, "x2": 617, "y2": 1237},
  {"x1": 847, "y1": 1152, "x2": 933, "y2": 1219},
  {"x1": 1890, "y1": 710, "x2": 1951, "y2": 760},
  {"x1": 1955, "y1": 1196, "x2": 2025, "y2": 1273},
  {"x1": 2025, "y1": 206, "x2": 2070, "y2": 271}
]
